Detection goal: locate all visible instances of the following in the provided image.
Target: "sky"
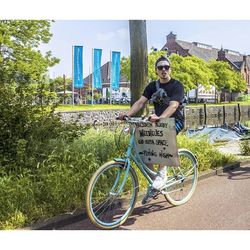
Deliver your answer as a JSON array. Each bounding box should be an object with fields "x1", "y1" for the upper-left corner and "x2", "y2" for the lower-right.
[{"x1": 39, "y1": 20, "x2": 250, "y2": 79}]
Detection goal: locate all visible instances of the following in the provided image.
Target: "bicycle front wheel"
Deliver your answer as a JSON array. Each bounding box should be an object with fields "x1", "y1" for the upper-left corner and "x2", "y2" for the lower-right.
[
  {"x1": 86, "y1": 161, "x2": 139, "y2": 229},
  {"x1": 164, "y1": 149, "x2": 198, "y2": 206}
]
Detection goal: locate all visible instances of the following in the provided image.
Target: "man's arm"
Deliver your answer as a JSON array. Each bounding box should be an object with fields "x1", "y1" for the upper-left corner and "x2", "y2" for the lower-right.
[
  {"x1": 118, "y1": 96, "x2": 148, "y2": 119},
  {"x1": 159, "y1": 100, "x2": 179, "y2": 119},
  {"x1": 149, "y1": 100, "x2": 179, "y2": 122}
]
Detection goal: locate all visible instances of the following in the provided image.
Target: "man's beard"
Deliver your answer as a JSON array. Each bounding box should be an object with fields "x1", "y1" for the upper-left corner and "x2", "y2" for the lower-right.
[{"x1": 160, "y1": 74, "x2": 171, "y2": 82}]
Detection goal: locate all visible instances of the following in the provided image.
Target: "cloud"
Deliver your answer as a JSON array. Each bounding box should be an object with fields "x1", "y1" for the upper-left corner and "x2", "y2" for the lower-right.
[
  {"x1": 117, "y1": 28, "x2": 129, "y2": 40},
  {"x1": 96, "y1": 28, "x2": 128, "y2": 42},
  {"x1": 96, "y1": 31, "x2": 115, "y2": 41}
]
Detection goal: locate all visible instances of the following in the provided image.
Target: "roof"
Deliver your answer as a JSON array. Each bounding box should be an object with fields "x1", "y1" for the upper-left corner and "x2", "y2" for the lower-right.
[
  {"x1": 176, "y1": 40, "x2": 220, "y2": 61},
  {"x1": 175, "y1": 40, "x2": 250, "y2": 69},
  {"x1": 83, "y1": 61, "x2": 128, "y2": 84}
]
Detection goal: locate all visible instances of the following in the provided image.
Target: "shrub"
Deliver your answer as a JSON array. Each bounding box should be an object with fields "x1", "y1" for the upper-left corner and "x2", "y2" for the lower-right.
[
  {"x1": 0, "y1": 128, "x2": 127, "y2": 229},
  {"x1": 0, "y1": 83, "x2": 87, "y2": 172},
  {"x1": 0, "y1": 172, "x2": 37, "y2": 229},
  {"x1": 240, "y1": 140, "x2": 250, "y2": 155},
  {"x1": 177, "y1": 134, "x2": 236, "y2": 171},
  {"x1": 0, "y1": 127, "x2": 236, "y2": 229}
]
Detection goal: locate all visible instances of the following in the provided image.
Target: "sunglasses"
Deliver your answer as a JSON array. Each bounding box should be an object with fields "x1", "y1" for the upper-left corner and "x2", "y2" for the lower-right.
[{"x1": 157, "y1": 65, "x2": 170, "y2": 70}]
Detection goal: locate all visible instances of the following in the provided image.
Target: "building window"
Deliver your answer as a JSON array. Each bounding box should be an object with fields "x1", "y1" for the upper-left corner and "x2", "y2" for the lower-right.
[
  {"x1": 193, "y1": 42, "x2": 212, "y2": 50},
  {"x1": 225, "y1": 49, "x2": 240, "y2": 56}
]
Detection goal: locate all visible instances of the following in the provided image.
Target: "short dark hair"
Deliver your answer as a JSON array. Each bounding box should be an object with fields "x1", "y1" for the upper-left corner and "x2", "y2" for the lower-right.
[{"x1": 155, "y1": 55, "x2": 171, "y2": 68}]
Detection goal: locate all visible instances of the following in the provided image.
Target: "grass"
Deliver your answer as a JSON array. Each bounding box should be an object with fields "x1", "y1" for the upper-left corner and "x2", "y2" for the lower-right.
[
  {"x1": 235, "y1": 155, "x2": 250, "y2": 160},
  {"x1": 56, "y1": 104, "x2": 131, "y2": 111},
  {"x1": 56, "y1": 101, "x2": 250, "y2": 112}
]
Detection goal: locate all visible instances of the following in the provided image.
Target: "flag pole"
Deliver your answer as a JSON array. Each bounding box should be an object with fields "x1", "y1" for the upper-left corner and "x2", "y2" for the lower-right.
[
  {"x1": 92, "y1": 48, "x2": 94, "y2": 105},
  {"x1": 110, "y1": 51, "x2": 112, "y2": 105},
  {"x1": 63, "y1": 74, "x2": 66, "y2": 105},
  {"x1": 89, "y1": 66, "x2": 91, "y2": 104},
  {"x1": 72, "y1": 46, "x2": 75, "y2": 106}
]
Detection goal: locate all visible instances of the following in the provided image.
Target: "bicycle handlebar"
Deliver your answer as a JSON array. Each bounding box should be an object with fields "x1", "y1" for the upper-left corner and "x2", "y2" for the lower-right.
[{"x1": 116, "y1": 116, "x2": 158, "y2": 124}]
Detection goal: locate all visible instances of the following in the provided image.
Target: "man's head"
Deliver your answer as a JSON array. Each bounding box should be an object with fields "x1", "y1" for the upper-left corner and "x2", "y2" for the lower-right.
[
  {"x1": 155, "y1": 55, "x2": 171, "y2": 68},
  {"x1": 155, "y1": 55, "x2": 171, "y2": 81}
]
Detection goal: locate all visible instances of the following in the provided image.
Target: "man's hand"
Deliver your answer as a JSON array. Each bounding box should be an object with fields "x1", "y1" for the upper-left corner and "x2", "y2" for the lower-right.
[
  {"x1": 148, "y1": 114, "x2": 160, "y2": 123},
  {"x1": 117, "y1": 113, "x2": 129, "y2": 120}
]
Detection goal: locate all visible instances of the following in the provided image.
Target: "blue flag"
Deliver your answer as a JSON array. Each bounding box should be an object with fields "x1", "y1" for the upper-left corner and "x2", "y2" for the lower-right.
[
  {"x1": 93, "y1": 48, "x2": 102, "y2": 89},
  {"x1": 73, "y1": 46, "x2": 84, "y2": 88},
  {"x1": 111, "y1": 51, "x2": 121, "y2": 90}
]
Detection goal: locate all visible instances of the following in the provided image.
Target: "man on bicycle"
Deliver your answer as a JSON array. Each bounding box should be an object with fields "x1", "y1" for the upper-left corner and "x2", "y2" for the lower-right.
[{"x1": 118, "y1": 55, "x2": 185, "y2": 204}]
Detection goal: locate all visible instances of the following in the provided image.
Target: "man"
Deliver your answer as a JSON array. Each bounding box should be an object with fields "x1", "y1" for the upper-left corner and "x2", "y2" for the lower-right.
[{"x1": 118, "y1": 55, "x2": 185, "y2": 204}]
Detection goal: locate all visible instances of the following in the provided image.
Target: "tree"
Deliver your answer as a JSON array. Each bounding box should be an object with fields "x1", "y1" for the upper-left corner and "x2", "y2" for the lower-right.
[
  {"x1": 208, "y1": 59, "x2": 246, "y2": 93},
  {"x1": 231, "y1": 72, "x2": 246, "y2": 93},
  {"x1": 129, "y1": 20, "x2": 148, "y2": 114},
  {"x1": 0, "y1": 20, "x2": 59, "y2": 85},
  {"x1": 168, "y1": 53, "x2": 195, "y2": 91},
  {"x1": 121, "y1": 56, "x2": 130, "y2": 82},
  {"x1": 174, "y1": 55, "x2": 215, "y2": 103},
  {"x1": 49, "y1": 76, "x2": 72, "y2": 92},
  {"x1": 0, "y1": 20, "x2": 60, "y2": 168},
  {"x1": 122, "y1": 51, "x2": 214, "y2": 102},
  {"x1": 121, "y1": 48, "x2": 165, "y2": 82},
  {"x1": 94, "y1": 92, "x2": 102, "y2": 102}
]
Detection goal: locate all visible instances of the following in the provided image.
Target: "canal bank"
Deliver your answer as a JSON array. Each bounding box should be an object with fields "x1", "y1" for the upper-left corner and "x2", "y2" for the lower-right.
[{"x1": 57, "y1": 103, "x2": 250, "y2": 128}]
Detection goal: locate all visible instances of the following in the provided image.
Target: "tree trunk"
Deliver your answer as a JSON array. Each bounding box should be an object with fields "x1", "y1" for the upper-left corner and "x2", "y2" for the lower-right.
[
  {"x1": 195, "y1": 85, "x2": 199, "y2": 103},
  {"x1": 129, "y1": 20, "x2": 148, "y2": 116}
]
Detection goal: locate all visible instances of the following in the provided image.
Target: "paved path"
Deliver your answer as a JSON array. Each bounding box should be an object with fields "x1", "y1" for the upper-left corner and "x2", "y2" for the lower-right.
[{"x1": 54, "y1": 165, "x2": 250, "y2": 230}]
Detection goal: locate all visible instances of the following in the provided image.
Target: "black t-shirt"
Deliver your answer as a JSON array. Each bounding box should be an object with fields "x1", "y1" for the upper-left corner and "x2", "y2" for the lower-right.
[{"x1": 142, "y1": 78, "x2": 184, "y2": 121}]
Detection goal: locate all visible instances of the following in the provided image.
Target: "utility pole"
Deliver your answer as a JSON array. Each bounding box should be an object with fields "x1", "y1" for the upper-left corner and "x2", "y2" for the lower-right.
[
  {"x1": 129, "y1": 20, "x2": 148, "y2": 116},
  {"x1": 63, "y1": 74, "x2": 66, "y2": 105}
]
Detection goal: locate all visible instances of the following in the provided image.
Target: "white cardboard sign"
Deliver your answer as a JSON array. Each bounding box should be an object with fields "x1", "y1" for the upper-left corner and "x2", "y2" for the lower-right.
[{"x1": 134, "y1": 118, "x2": 180, "y2": 166}]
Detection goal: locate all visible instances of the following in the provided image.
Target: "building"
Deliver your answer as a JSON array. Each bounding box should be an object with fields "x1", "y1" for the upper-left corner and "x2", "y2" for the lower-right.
[
  {"x1": 162, "y1": 32, "x2": 250, "y2": 101},
  {"x1": 83, "y1": 61, "x2": 130, "y2": 103}
]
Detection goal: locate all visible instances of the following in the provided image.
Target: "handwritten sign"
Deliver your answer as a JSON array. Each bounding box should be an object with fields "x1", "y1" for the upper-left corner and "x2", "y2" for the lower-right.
[{"x1": 134, "y1": 118, "x2": 180, "y2": 166}]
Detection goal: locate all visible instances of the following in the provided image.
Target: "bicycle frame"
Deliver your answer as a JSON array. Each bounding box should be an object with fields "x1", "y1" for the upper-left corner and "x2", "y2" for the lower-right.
[
  {"x1": 114, "y1": 123, "x2": 197, "y2": 195},
  {"x1": 114, "y1": 126, "x2": 157, "y2": 194}
]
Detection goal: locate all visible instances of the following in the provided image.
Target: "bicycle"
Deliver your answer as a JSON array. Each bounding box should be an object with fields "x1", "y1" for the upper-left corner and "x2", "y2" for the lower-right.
[{"x1": 86, "y1": 117, "x2": 198, "y2": 229}]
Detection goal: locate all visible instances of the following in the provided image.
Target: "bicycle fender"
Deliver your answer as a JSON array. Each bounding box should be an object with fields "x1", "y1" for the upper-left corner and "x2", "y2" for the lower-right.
[
  {"x1": 113, "y1": 158, "x2": 131, "y2": 170},
  {"x1": 113, "y1": 158, "x2": 126, "y2": 163},
  {"x1": 178, "y1": 148, "x2": 198, "y2": 165}
]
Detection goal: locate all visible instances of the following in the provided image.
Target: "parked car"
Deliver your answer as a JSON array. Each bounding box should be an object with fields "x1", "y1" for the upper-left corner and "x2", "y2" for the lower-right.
[{"x1": 113, "y1": 97, "x2": 130, "y2": 104}]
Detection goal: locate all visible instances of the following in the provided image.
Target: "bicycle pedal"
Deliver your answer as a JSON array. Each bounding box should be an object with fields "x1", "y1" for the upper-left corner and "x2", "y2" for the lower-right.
[{"x1": 150, "y1": 191, "x2": 160, "y2": 199}]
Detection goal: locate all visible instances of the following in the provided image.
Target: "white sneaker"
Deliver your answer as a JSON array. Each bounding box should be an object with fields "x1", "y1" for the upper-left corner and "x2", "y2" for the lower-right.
[
  {"x1": 141, "y1": 186, "x2": 159, "y2": 205},
  {"x1": 152, "y1": 168, "x2": 167, "y2": 190}
]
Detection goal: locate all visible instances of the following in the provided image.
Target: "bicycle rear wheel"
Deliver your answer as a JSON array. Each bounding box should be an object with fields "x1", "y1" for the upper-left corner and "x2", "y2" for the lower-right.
[
  {"x1": 86, "y1": 161, "x2": 139, "y2": 229},
  {"x1": 164, "y1": 149, "x2": 198, "y2": 206}
]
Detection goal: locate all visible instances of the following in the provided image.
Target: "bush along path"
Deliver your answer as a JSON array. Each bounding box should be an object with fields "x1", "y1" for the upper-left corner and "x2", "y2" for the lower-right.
[{"x1": 0, "y1": 124, "x2": 238, "y2": 230}]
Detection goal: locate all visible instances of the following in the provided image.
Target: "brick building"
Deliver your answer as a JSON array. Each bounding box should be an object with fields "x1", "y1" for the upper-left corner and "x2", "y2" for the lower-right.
[{"x1": 162, "y1": 32, "x2": 250, "y2": 100}]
